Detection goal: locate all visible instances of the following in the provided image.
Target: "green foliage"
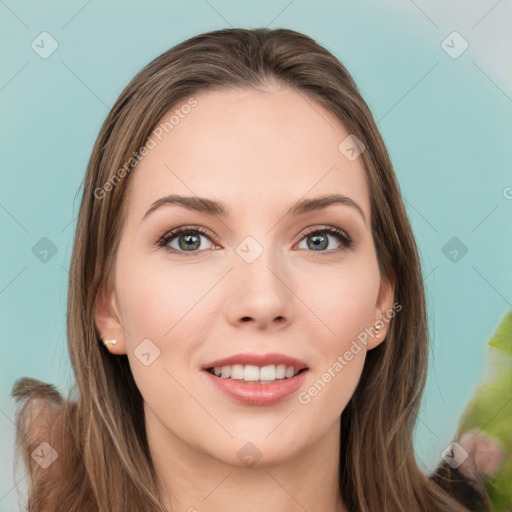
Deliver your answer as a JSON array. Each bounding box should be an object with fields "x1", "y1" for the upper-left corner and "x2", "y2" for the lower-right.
[
  {"x1": 458, "y1": 311, "x2": 512, "y2": 511},
  {"x1": 489, "y1": 310, "x2": 512, "y2": 355}
]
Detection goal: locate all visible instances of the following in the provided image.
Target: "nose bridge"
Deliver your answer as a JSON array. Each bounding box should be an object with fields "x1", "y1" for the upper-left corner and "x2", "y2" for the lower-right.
[
  {"x1": 234, "y1": 231, "x2": 284, "y2": 291},
  {"x1": 226, "y1": 230, "x2": 292, "y2": 325}
]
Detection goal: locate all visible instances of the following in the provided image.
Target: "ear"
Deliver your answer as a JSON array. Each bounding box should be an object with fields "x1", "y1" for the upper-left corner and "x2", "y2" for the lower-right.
[
  {"x1": 94, "y1": 284, "x2": 127, "y2": 355},
  {"x1": 366, "y1": 268, "x2": 397, "y2": 351}
]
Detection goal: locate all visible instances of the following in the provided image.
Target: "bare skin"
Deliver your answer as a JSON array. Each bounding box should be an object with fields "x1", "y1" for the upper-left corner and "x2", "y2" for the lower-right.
[{"x1": 95, "y1": 85, "x2": 395, "y2": 512}]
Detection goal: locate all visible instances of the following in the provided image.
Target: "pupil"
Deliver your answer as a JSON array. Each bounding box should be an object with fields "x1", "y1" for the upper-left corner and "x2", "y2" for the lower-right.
[
  {"x1": 308, "y1": 234, "x2": 327, "y2": 250},
  {"x1": 180, "y1": 233, "x2": 200, "y2": 250}
]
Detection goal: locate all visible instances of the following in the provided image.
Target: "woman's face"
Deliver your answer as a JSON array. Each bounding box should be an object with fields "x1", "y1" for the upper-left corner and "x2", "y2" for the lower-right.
[{"x1": 95, "y1": 85, "x2": 394, "y2": 467}]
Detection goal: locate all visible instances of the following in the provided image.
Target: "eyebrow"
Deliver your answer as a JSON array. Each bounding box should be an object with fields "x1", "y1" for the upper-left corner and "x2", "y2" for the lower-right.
[{"x1": 142, "y1": 193, "x2": 367, "y2": 225}]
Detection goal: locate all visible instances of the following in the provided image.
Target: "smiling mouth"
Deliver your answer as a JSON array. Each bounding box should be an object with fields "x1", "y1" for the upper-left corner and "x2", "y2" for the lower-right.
[{"x1": 205, "y1": 364, "x2": 308, "y2": 384}]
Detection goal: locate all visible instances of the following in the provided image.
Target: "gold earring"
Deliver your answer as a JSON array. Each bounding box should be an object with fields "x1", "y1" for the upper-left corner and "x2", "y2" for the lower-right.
[
  {"x1": 374, "y1": 321, "x2": 383, "y2": 338},
  {"x1": 100, "y1": 337, "x2": 117, "y2": 351}
]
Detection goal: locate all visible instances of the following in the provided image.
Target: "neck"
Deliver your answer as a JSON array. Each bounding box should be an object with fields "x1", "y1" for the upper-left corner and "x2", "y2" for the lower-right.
[{"x1": 145, "y1": 405, "x2": 348, "y2": 512}]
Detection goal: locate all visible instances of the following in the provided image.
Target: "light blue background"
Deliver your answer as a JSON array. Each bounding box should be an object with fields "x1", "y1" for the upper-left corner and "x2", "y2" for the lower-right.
[{"x1": 1, "y1": 1, "x2": 511, "y2": 510}]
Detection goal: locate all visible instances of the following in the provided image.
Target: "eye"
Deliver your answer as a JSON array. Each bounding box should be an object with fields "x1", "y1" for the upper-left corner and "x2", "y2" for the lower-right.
[
  {"x1": 295, "y1": 225, "x2": 353, "y2": 255},
  {"x1": 156, "y1": 226, "x2": 219, "y2": 256},
  {"x1": 156, "y1": 224, "x2": 353, "y2": 256}
]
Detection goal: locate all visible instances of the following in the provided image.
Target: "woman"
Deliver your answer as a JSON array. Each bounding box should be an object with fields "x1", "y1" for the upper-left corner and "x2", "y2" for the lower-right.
[{"x1": 11, "y1": 28, "x2": 489, "y2": 511}]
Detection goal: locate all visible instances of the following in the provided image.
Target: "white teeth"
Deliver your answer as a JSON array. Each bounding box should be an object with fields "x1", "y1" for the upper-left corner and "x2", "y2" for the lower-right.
[
  {"x1": 285, "y1": 366, "x2": 295, "y2": 378},
  {"x1": 231, "y1": 364, "x2": 244, "y2": 380},
  {"x1": 259, "y1": 365, "x2": 276, "y2": 380},
  {"x1": 210, "y1": 363, "x2": 302, "y2": 381},
  {"x1": 243, "y1": 365, "x2": 260, "y2": 381}
]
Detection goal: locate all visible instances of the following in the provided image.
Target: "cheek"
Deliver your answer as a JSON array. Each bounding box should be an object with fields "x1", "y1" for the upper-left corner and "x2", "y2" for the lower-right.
[
  {"x1": 299, "y1": 258, "x2": 380, "y2": 348},
  {"x1": 297, "y1": 338, "x2": 366, "y2": 434},
  {"x1": 114, "y1": 253, "x2": 215, "y2": 397},
  {"x1": 115, "y1": 246, "x2": 212, "y2": 342},
  {"x1": 114, "y1": 259, "x2": 205, "y2": 422},
  {"x1": 291, "y1": 259, "x2": 379, "y2": 412}
]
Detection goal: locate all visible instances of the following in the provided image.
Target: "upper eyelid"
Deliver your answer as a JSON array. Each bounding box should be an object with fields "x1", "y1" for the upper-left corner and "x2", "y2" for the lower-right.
[{"x1": 159, "y1": 224, "x2": 351, "y2": 246}]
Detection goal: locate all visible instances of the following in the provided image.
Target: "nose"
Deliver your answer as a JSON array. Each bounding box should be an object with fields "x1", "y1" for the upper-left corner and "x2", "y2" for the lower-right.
[{"x1": 224, "y1": 244, "x2": 294, "y2": 331}]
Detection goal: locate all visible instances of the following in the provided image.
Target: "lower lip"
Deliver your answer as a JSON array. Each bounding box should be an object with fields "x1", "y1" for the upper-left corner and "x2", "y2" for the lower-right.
[{"x1": 203, "y1": 369, "x2": 308, "y2": 406}]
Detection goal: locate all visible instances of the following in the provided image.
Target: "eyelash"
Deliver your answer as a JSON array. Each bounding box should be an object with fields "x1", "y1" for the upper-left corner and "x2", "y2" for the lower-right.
[{"x1": 156, "y1": 225, "x2": 353, "y2": 257}]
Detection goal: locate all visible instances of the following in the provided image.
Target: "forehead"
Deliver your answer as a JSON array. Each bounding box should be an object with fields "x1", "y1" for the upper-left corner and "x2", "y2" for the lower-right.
[{"x1": 126, "y1": 86, "x2": 370, "y2": 221}]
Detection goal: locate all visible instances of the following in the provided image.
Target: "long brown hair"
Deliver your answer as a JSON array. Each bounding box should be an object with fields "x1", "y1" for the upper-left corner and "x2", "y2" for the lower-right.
[{"x1": 11, "y1": 27, "x2": 484, "y2": 511}]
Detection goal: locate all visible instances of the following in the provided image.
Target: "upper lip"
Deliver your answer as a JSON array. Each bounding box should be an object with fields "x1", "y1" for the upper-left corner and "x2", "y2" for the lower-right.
[{"x1": 201, "y1": 353, "x2": 309, "y2": 371}]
